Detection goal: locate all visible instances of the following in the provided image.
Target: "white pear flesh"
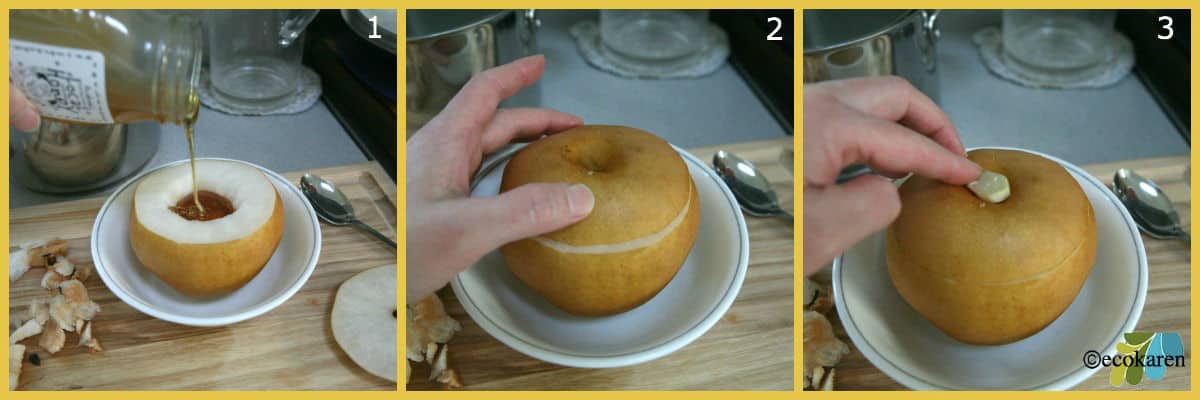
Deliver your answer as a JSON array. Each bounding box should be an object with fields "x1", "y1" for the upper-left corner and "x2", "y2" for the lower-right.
[{"x1": 331, "y1": 266, "x2": 397, "y2": 382}]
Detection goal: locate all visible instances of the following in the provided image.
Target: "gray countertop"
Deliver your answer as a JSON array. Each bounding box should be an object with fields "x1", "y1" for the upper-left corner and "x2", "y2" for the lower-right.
[
  {"x1": 9, "y1": 101, "x2": 367, "y2": 208},
  {"x1": 936, "y1": 11, "x2": 1188, "y2": 164},
  {"x1": 525, "y1": 11, "x2": 790, "y2": 148}
]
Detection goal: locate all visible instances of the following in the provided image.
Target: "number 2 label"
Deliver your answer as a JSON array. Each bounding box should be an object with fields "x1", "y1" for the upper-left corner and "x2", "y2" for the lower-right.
[
  {"x1": 1158, "y1": 16, "x2": 1173, "y2": 40},
  {"x1": 767, "y1": 17, "x2": 783, "y2": 41}
]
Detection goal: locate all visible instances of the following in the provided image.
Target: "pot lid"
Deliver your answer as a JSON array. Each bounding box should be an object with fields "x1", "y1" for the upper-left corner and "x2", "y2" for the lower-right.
[
  {"x1": 406, "y1": 10, "x2": 510, "y2": 41},
  {"x1": 803, "y1": 10, "x2": 913, "y2": 53}
]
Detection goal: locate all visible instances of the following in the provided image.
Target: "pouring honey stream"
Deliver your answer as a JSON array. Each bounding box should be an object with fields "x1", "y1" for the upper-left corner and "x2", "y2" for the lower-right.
[{"x1": 166, "y1": 91, "x2": 232, "y2": 221}]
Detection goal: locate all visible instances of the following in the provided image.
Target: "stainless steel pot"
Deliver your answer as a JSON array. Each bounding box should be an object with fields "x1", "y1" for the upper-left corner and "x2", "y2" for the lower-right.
[
  {"x1": 10, "y1": 119, "x2": 160, "y2": 193},
  {"x1": 24, "y1": 121, "x2": 125, "y2": 186},
  {"x1": 406, "y1": 10, "x2": 540, "y2": 136},
  {"x1": 804, "y1": 10, "x2": 942, "y2": 101}
]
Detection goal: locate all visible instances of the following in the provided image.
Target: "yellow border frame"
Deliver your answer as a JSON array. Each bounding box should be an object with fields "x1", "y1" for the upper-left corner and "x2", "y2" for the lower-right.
[
  {"x1": 2, "y1": 2, "x2": 401, "y2": 397},
  {"x1": 400, "y1": 3, "x2": 796, "y2": 396},
  {"x1": 799, "y1": 1, "x2": 1197, "y2": 396}
]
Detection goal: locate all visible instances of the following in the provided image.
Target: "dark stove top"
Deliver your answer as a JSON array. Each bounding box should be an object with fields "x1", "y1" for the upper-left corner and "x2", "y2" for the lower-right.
[
  {"x1": 713, "y1": 10, "x2": 795, "y2": 134},
  {"x1": 304, "y1": 10, "x2": 398, "y2": 180}
]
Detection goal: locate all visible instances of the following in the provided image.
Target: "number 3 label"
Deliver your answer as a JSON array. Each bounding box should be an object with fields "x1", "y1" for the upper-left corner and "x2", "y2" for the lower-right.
[
  {"x1": 1159, "y1": 16, "x2": 1173, "y2": 40},
  {"x1": 767, "y1": 17, "x2": 783, "y2": 41}
]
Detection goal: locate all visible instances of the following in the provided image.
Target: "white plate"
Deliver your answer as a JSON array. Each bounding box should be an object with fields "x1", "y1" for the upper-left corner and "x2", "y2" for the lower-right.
[
  {"x1": 833, "y1": 147, "x2": 1148, "y2": 390},
  {"x1": 92, "y1": 158, "x2": 321, "y2": 327},
  {"x1": 452, "y1": 145, "x2": 750, "y2": 368}
]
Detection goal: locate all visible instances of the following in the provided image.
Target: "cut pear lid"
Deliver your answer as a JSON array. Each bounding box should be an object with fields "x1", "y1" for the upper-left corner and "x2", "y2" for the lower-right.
[
  {"x1": 966, "y1": 170, "x2": 1010, "y2": 203},
  {"x1": 331, "y1": 265, "x2": 397, "y2": 382}
]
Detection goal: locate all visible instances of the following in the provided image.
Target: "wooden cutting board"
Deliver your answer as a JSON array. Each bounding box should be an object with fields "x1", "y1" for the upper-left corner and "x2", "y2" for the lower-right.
[
  {"x1": 8, "y1": 162, "x2": 397, "y2": 390},
  {"x1": 815, "y1": 155, "x2": 1191, "y2": 391},
  {"x1": 407, "y1": 137, "x2": 795, "y2": 390}
]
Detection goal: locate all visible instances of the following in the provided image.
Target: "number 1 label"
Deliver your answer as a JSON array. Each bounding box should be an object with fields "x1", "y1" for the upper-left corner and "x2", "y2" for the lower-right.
[{"x1": 368, "y1": 15, "x2": 382, "y2": 39}]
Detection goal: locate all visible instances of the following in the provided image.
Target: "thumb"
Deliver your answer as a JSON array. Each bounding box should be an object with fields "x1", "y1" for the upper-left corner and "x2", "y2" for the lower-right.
[
  {"x1": 10, "y1": 86, "x2": 40, "y2": 132},
  {"x1": 461, "y1": 182, "x2": 595, "y2": 254}
]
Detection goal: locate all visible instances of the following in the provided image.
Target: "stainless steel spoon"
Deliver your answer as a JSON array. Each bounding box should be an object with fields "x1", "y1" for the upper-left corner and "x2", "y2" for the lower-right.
[
  {"x1": 713, "y1": 150, "x2": 793, "y2": 224},
  {"x1": 1113, "y1": 168, "x2": 1189, "y2": 241},
  {"x1": 300, "y1": 173, "x2": 397, "y2": 248}
]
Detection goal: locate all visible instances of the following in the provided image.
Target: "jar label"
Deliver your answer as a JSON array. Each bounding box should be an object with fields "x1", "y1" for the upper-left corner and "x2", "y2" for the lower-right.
[{"x1": 10, "y1": 39, "x2": 114, "y2": 124}]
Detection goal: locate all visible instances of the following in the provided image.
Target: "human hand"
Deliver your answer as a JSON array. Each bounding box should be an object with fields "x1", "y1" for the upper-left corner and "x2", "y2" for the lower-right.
[
  {"x1": 803, "y1": 77, "x2": 981, "y2": 275},
  {"x1": 9, "y1": 84, "x2": 40, "y2": 131},
  {"x1": 406, "y1": 55, "x2": 592, "y2": 303}
]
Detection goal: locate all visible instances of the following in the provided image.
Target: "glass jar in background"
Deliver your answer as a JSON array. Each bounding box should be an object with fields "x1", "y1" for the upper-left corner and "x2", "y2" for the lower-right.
[
  {"x1": 600, "y1": 10, "x2": 709, "y2": 62},
  {"x1": 1002, "y1": 10, "x2": 1117, "y2": 73},
  {"x1": 204, "y1": 10, "x2": 318, "y2": 109},
  {"x1": 10, "y1": 10, "x2": 203, "y2": 125}
]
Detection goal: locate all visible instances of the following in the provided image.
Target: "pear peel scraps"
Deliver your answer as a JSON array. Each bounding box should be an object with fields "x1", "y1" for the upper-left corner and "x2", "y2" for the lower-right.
[
  {"x1": 10, "y1": 238, "x2": 69, "y2": 282},
  {"x1": 428, "y1": 343, "x2": 463, "y2": 388},
  {"x1": 966, "y1": 170, "x2": 1011, "y2": 203},
  {"x1": 810, "y1": 366, "x2": 836, "y2": 391},
  {"x1": 802, "y1": 280, "x2": 847, "y2": 390},
  {"x1": 50, "y1": 280, "x2": 102, "y2": 334},
  {"x1": 8, "y1": 238, "x2": 103, "y2": 391},
  {"x1": 10, "y1": 344, "x2": 25, "y2": 390},
  {"x1": 803, "y1": 278, "x2": 834, "y2": 315},
  {"x1": 9, "y1": 320, "x2": 42, "y2": 345},
  {"x1": 406, "y1": 294, "x2": 461, "y2": 361},
  {"x1": 39, "y1": 319, "x2": 66, "y2": 354},
  {"x1": 406, "y1": 293, "x2": 462, "y2": 389},
  {"x1": 804, "y1": 310, "x2": 849, "y2": 390}
]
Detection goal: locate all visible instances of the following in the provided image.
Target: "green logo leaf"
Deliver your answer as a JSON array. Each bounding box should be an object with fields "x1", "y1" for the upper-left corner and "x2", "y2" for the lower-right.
[
  {"x1": 1126, "y1": 362, "x2": 1144, "y2": 385},
  {"x1": 1110, "y1": 363, "x2": 1127, "y2": 387},
  {"x1": 1124, "y1": 332, "x2": 1153, "y2": 346}
]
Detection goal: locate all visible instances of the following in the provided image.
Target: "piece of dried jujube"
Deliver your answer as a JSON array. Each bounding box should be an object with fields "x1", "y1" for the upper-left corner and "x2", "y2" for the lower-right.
[
  {"x1": 803, "y1": 310, "x2": 849, "y2": 386},
  {"x1": 48, "y1": 280, "x2": 101, "y2": 333},
  {"x1": 77, "y1": 322, "x2": 103, "y2": 353},
  {"x1": 803, "y1": 279, "x2": 834, "y2": 314},
  {"x1": 9, "y1": 250, "x2": 31, "y2": 283},
  {"x1": 9, "y1": 319, "x2": 43, "y2": 345},
  {"x1": 29, "y1": 299, "x2": 49, "y2": 325},
  {"x1": 820, "y1": 368, "x2": 836, "y2": 390},
  {"x1": 426, "y1": 343, "x2": 462, "y2": 389},
  {"x1": 85, "y1": 338, "x2": 103, "y2": 353},
  {"x1": 27, "y1": 239, "x2": 69, "y2": 268},
  {"x1": 428, "y1": 344, "x2": 448, "y2": 381},
  {"x1": 52, "y1": 257, "x2": 75, "y2": 277},
  {"x1": 10, "y1": 344, "x2": 25, "y2": 390},
  {"x1": 9, "y1": 239, "x2": 70, "y2": 282},
  {"x1": 809, "y1": 366, "x2": 825, "y2": 389},
  {"x1": 406, "y1": 294, "x2": 460, "y2": 363},
  {"x1": 72, "y1": 263, "x2": 93, "y2": 282},
  {"x1": 49, "y1": 295, "x2": 76, "y2": 333},
  {"x1": 411, "y1": 295, "x2": 460, "y2": 344},
  {"x1": 437, "y1": 369, "x2": 463, "y2": 389},
  {"x1": 7, "y1": 236, "x2": 69, "y2": 279},
  {"x1": 39, "y1": 318, "x2": 65, "y2": 354},
  {"x1": 41, "y1": 270, "x2": 66, "y2": 291}
]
